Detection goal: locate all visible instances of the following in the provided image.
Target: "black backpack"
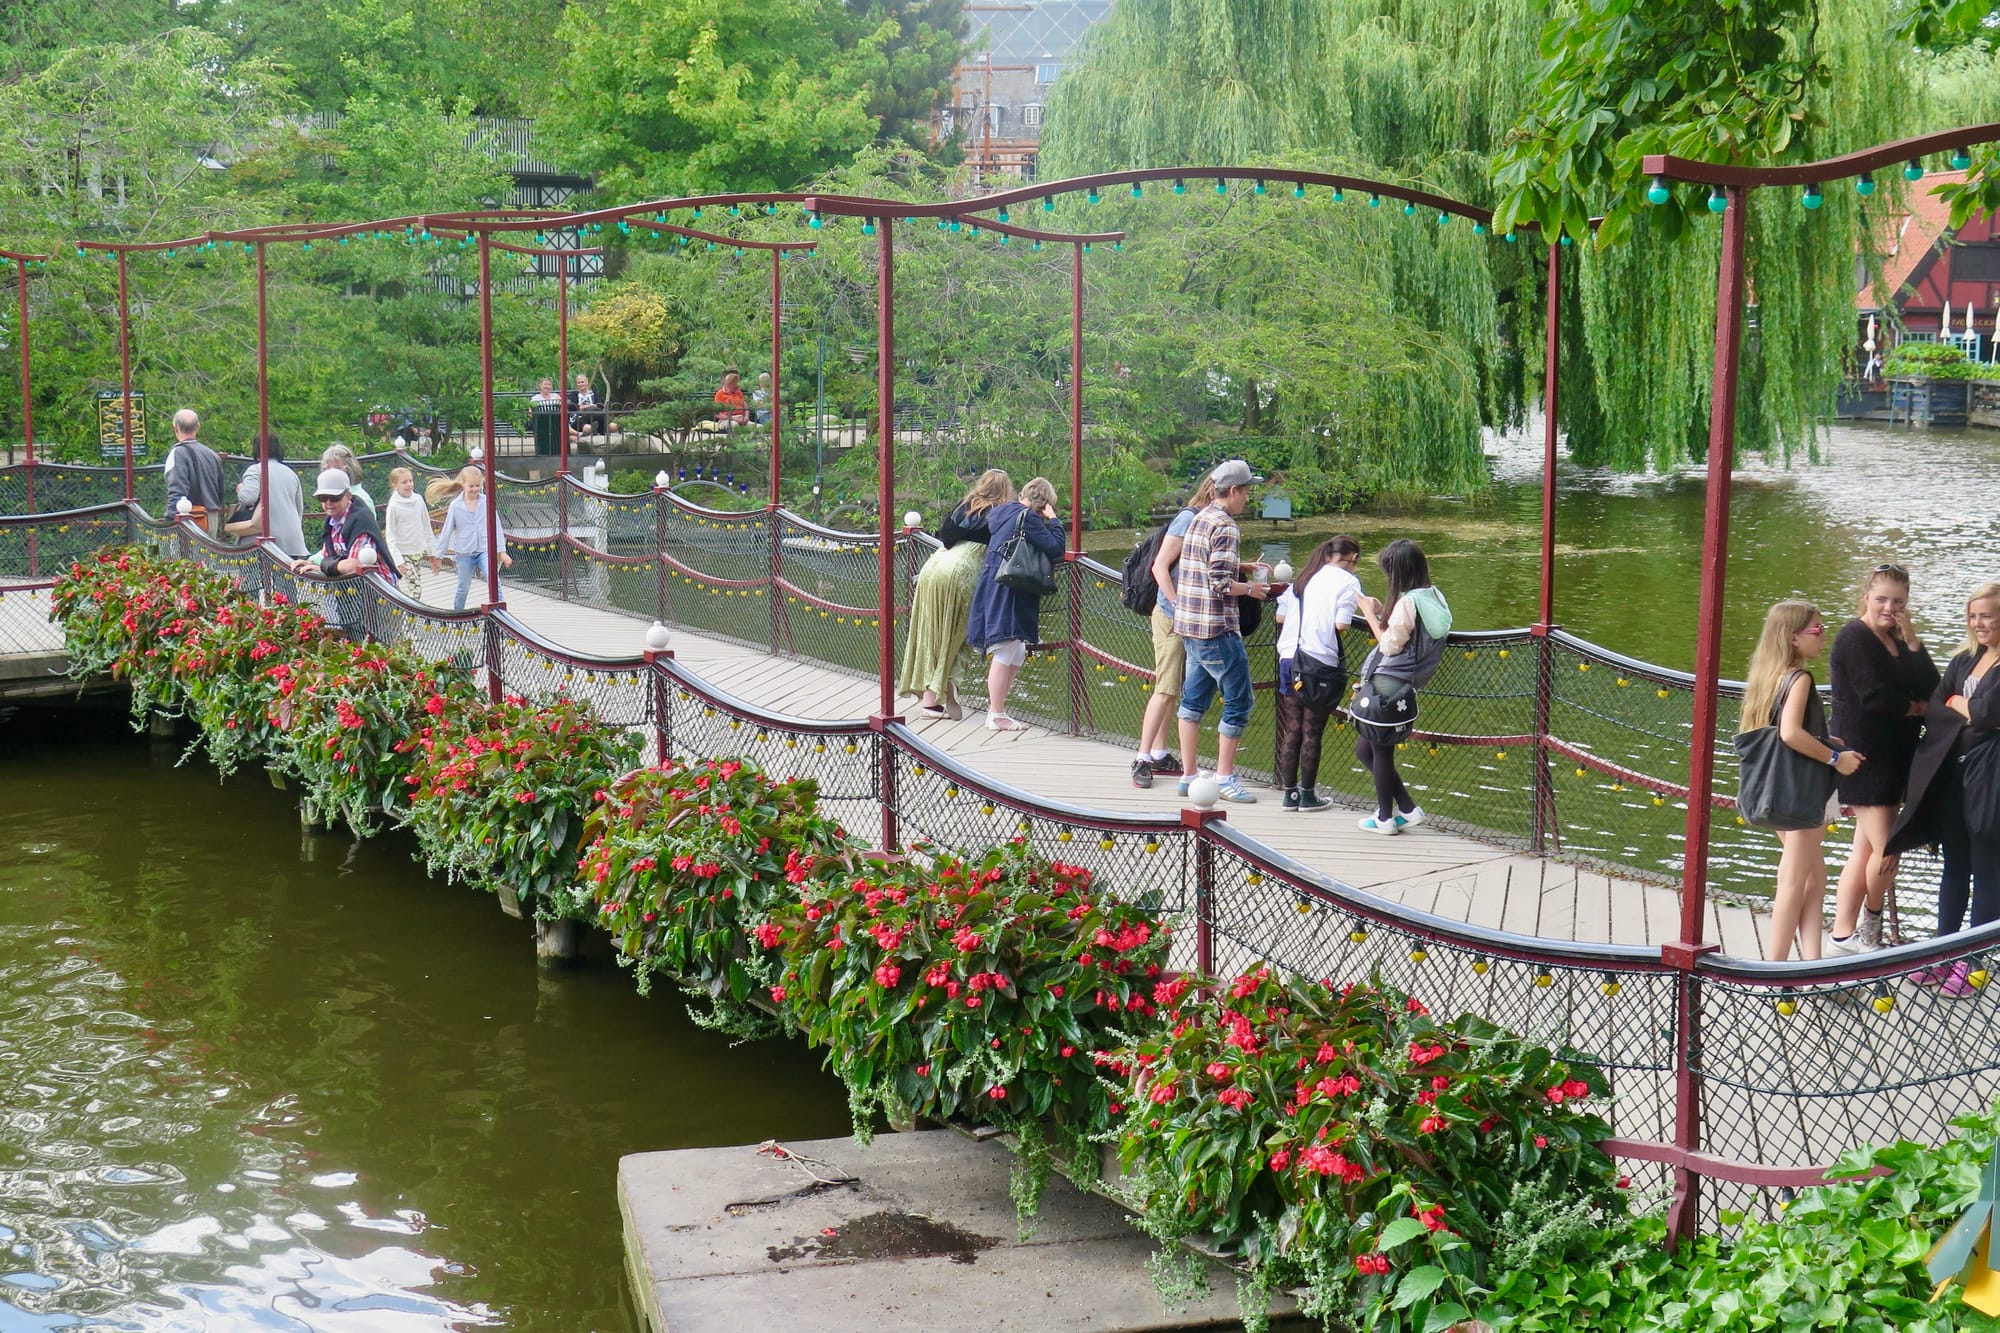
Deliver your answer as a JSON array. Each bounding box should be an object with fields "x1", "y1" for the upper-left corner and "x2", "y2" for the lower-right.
[{"x1": 1120, "y1": 523, "x2": 1170, "y2": 615}]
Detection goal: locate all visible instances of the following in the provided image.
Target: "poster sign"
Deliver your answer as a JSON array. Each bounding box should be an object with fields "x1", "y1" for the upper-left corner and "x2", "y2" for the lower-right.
[{"x1": 97, "y1": 390, "x2": 147, "y2": 461}]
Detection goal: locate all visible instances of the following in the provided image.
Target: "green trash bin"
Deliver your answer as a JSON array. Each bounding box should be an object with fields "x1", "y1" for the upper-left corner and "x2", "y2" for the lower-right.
[{"x1": 531, "y1": 404, "x2": 562, "y2": 456}]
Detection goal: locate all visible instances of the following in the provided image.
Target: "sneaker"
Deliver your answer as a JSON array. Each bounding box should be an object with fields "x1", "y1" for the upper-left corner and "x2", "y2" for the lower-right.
[
  {"x1": 1282, "y1": 787, "x2": 1301, "y2": 812},
  {"x1": 1941, "y1": 961, "x2": 1977, "y2": 998},
  {"x1": 1910, "y1": 962, "x2": 1956, "y2": 986},
  {"x1": 1394, "y1": 806, "x2": 1426, "y2": 832},
  {"x1": 1359, "y1": 814, "x2": 1399, "y2": 835},
  {"x1": 1297, "y1": 787, "x2": 1333, "y2": 812},
  {"x1": 1214, "y1": 774, "x2": 1258, "y2": 803},
  {"x1": 1176, "y1": 771, "x2": 1203, "y2": 798},
  {"x1": 1148, "y1": 753, "x2": 1184, "y2": 777},
  {"x1": 1858, "y1": 907, "x2": 1884, "y2": 951},
  {"x1": 1130, "y1": 758, "x2": 1154, "y2": 790},
  {"x1": 1826, "y1": 933, "x2": 1866, "y2": 957}
]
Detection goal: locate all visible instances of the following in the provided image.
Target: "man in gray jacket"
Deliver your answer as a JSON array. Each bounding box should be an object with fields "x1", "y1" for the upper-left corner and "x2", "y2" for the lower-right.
[{"x1": 162, "y1": 408, "x2": 225, "y2": 535}]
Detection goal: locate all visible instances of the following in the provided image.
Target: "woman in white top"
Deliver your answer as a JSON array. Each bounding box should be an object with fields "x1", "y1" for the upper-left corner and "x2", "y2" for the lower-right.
[
  {"x1": 426, "y1": 466, "x2": 512, "y2": 610},
  {"x1": 1273, "y1": 536, "x2": 1366, "y2": 811}
]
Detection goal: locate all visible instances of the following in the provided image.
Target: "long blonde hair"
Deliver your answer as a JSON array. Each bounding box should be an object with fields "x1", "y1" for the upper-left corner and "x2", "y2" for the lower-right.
[
  {"x1": 425, "y1": 466, "x2": 485, "y2": 507},
  {"x1": 1019, "y1": 476, "x2": 1057, "y2": 512},
  {"x1": 1187, "y1": 476, "x2": 1216, "y2": 511},
  {"x1": 962, "y1": 468, "x2": 1014, "y2": 516},
  {"x1": 1740, "y1": 600, "x2": 1820, "y2": 731},
  {"x1": 1856, "y1": 564, "x2": 1909, "y2": 618},
  {"x1": 1961, "y1": 582, "x2": 2000, "y2": 658}
]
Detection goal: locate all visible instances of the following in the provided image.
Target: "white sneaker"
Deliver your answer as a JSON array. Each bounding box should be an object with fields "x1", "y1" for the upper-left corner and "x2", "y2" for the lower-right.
[
  {"x1": 1858, "y1": 907, "x2": 1884, "y2": 951},
  {"x1": 1825, "y1": 933, "x2": 1865, "y2": 957},
  {"x1": 1394, "y1": 806, "x2": 1426, "y2": 831},
  {"x1": 1359, "y1": 815, "x2": 1399, "y2": 835}
]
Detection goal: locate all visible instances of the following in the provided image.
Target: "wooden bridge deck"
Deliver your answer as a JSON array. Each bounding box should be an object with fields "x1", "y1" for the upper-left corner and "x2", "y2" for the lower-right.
[{"x1": 434, "y1": 578, "x2": 1773, "y2": 957}]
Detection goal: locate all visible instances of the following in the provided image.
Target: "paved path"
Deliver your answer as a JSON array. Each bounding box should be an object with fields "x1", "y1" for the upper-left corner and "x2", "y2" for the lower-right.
[{"x1": 421, "y1": 576, "x2": 1774, "y2": 957}]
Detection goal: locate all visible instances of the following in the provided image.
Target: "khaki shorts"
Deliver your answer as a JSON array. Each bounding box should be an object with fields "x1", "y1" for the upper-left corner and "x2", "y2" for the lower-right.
[{"x1": 1150, "y1": 605, "x2": 1185, "y2": 697}]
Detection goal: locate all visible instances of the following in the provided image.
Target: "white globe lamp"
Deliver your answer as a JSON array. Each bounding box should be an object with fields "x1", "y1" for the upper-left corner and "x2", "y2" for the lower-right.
[
  {"x1": 1187, "y1": 774, "x2": 1220, "y2": 811},
  {"x1": 357, "y1": 545, "x2": 378, "y2": 567},
  {"x1": 1273, "y1": 559, "x2": 1294, "y2": 584},
  {"x1": 903, "y1": 510, "x2": 922, "y2": 529},
  {"x1": 175, "y1": 497, "x2": 193, "y2": 516},
  {"x1": 644, "y1": 621, "x2": 672, "y2": 652}
]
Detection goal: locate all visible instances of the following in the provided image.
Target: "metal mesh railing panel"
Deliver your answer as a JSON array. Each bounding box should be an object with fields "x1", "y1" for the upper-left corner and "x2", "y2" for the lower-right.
[{"x1": 881, "y1": 735, "x2": 1192, "y2": 916}]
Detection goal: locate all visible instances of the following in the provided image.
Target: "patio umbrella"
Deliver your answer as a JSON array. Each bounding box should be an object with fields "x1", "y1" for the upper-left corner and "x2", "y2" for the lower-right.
[
  {"x1": 1968, "y1": 301, "x2": 1979, "y2": 340},
  {"x1": 1945, "y1": 299, "x2": 1953, "y2": 339}
]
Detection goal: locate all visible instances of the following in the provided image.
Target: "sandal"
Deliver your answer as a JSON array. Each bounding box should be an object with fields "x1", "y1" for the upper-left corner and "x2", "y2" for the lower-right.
[
  {"x1": 986, "y1": 714, "x2": 1026, "y2": 732},
  {"x1": 943, "y1": 697, "x2": 964, "y2": 721},
  {"x1": 917, "y1": 703, "x2": 948, "y2": 719}
]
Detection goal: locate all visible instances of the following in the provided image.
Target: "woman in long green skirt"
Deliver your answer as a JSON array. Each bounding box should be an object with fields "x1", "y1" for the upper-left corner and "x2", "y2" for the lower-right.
[{"x1": 899, "y1": 469, "x2": 1014, "y2": 718}]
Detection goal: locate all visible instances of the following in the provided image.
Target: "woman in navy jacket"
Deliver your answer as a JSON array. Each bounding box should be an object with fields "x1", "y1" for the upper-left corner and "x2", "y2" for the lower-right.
[{"x1": 966, "y1": 475, "x2": 1065, "y2": 731}]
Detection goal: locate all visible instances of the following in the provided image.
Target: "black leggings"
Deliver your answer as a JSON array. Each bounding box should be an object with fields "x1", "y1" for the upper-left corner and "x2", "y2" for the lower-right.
[
  {"x1": 1354, "y1": 731, "x2": 1413, "y2": 820},
  {"x1": 1936, "y1": 807, "x2": 2000, "y2": 934},
  {"x1": 1274, "y1": 691, "x2": 1336, "y2": 790}
]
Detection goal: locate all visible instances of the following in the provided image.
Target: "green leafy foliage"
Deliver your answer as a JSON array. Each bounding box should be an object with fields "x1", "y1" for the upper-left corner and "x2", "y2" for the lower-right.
[
  {"x1": 398, "y1": 696, "x2": 640, "y2": 918},
  {"x1": 1107, "y1": 967, "x2": 1624, "y2": 1331},
  {"x1": 759, "y1": 841, "x2": 1170, "y2": 1145},
  {"x1": 573, "y1": 760, "x2": 846, "y2": 1006}
]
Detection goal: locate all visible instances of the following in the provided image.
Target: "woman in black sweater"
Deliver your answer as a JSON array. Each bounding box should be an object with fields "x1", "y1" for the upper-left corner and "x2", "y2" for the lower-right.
[
  {"x1": 1886, "y1": 582, "x2": 2000, "y2": 996},
  {"x1": 1826, "y1": 566, "x2": 1939, "y2": 954}
]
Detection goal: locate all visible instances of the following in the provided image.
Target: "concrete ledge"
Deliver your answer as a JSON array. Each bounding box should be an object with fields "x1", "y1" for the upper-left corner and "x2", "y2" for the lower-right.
[{"x1": 620, "y1": 1130, "x2": 1302, "y2": 1332}]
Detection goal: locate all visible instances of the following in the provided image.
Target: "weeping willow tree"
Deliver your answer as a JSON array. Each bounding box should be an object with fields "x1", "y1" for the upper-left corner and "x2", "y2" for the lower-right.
[
  {"x1": 1036, "y1": 0, "x2": 1549, "y2": 495},
  {"x1": 1045, "y1": 0, "x2": 2000, "y2": 478}
]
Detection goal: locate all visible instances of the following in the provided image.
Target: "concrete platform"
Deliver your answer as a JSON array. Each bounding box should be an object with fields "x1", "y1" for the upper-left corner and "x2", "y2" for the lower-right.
[{"x1": 618, "y1": 1130, "x2": 1302, "y2": 1332}]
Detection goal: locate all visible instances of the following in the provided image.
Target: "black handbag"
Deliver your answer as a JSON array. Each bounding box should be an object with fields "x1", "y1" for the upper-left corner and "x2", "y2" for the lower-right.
[
  {"x1": 994, "y1": 518, "x2": 1057, "y2": 597},
  {"x1": 1350, "y1": 672, "x2": 1417, "y2": 738},
  {"x1": 1962, "y1": 736, "x2": 2000, "y2": 838},
  {"x1": 1297, "y1": 653, "x2": 1348, "y2": 711},
  {"x1": 1732, "y1": 670, "x2": 1838, "y2": 832}
]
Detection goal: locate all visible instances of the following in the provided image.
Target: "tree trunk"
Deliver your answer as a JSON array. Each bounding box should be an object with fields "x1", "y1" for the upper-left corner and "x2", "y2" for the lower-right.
[{"x1": 1243, "y1": 378, "x2": 1261, "y2": 432}]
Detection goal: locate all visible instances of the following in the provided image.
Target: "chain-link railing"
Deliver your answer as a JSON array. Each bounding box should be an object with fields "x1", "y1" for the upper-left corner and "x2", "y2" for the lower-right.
[{"x1": 16, "y1": 485, "x2": 2000, "y2": 1231}]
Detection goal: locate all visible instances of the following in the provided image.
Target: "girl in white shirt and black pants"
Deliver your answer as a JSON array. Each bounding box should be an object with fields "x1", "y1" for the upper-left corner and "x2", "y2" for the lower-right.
[{"x1": 1273, "y1": 536, "x2": 1365, "y2": 811}]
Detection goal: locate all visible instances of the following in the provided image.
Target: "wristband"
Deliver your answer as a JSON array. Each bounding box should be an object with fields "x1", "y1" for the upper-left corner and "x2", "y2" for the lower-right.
[{"x1": 1825, "y1": 750, "x2": 1842, "y2": 768}]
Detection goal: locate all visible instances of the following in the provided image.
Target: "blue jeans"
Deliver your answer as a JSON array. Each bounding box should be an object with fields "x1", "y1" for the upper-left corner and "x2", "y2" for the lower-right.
[
  {"x1": 1178, "y1": 633, "x2": 1254, "y2": 738},
  {"x1": 453, "y1": 552, "x2": 488, "y2": 611}
]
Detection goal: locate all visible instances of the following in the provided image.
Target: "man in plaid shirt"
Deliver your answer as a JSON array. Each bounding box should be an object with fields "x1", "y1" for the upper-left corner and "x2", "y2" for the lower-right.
[{"x1": 1172, "y1": 459, "x2": 1274, "y2": 802}]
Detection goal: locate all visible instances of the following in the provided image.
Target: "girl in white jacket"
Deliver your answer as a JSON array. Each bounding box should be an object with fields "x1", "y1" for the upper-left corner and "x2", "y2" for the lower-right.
[{"x1": 382, "y1": 467, "x2": 434, "y2": 598}]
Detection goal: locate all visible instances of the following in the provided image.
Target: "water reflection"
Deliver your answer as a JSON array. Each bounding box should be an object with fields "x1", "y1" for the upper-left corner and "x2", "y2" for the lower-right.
[
  {"x1": 1096, "y1": 419, "x2": 2000, "y2": 671},
  {"x1": 0, "y1": 709, "x2": 851, "y2": 1331}
]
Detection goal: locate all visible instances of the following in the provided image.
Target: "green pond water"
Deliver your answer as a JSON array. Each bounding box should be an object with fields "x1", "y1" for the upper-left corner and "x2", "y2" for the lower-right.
[
  {"x1": 1089, "y1": 419, "x2": 2000, "y2": 674},
  {"x1": 0, "y1": 707, "x2": 849, "y2": 1331},
  {"x1": 1, "y1": 418, "x2": 1992, "y2": 1329}
]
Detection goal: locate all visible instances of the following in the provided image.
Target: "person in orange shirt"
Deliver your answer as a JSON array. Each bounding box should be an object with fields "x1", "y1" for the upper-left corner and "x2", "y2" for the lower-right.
[{"x1": 714, "y1": 370, "x2": 749, "y2": 427}]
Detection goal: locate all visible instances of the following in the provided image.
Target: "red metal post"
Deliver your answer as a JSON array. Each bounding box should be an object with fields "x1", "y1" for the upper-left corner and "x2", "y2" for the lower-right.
[
  {"x1": 1069, "y1": 242, "x2": 1084, "y2": 555},
  {"x1": 1067, "y1": 241, "x2": 1087, "y2": 736},
  {"x1": 1539, "y1": 241, "x2": 1560, "y2": 630},
  {"x1": 1668, "y1": 183, "x2": 1751, "y2": 1248},
  {"x1": 478, "y1": 230, "x2": 501, "y2": 614},
  {"x1": 770, "y1": 248, "x2": 783, "y2": 508},
  {"x1": 557, "y1": 249, "x2": 571, "y2": 476},
  {"x1": 1531, "y1": 239, "x2": 1561, "y2": 855},
  {"x1": 16, "y1": 258, "x2": 32, "y2": 476},
  {"x1": 117, "y1": 250, "x2": 133, "y2": 503},
  {"x1": 255, "y1": 241, "x2": 271, "y2": 543},
  {"x1": 874, "y1": 219, "x2": 900, "y2": 849},
  {"x1": 16, "y1": 257, "x2": 33, "y2": 575},
  {"x1": 1183, "y1": 808, "x2": 1226, "y2": 977}
]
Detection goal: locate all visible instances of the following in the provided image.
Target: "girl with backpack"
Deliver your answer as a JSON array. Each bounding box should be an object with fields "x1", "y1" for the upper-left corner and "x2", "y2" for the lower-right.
[{"x1": 1350, "y1": 539, "x2": 1450, "y2": 834}]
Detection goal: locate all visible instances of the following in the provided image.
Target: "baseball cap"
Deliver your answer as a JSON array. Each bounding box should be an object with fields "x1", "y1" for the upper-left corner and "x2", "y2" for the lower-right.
[
  {"x1": 1209, "y1": 459, "x2": 1263, "y2": 490},
  {"x1": 313, "y1": 469, "x2": 352, "y2": 498}
]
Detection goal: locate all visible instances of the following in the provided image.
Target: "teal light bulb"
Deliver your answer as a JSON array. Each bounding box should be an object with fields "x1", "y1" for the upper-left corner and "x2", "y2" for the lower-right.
[
  {"x1": 1646, "y1": 177, "x2": 1671, "y2": 206},
  {"x1": 1802, "y1": 185, "x2": 1823, "y2": 210},
  {"x1": 1906, "y1": 159, "x2": 1925, "y2": 181},
  {"x1": 1706, "y1": 187, "x2": 1727, "y2": 214},
  {"x1": 1402, "y1": 201, "x2": 1416, "y2": 216},
  {"x1": 1172, "y1": 180, "x2": 1185, "y2": 195}
]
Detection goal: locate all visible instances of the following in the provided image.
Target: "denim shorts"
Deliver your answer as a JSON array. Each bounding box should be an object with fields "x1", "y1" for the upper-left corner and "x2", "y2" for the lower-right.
[{"x1": 1178, "y1": 632, "x2": 1254, "y2": 738}]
